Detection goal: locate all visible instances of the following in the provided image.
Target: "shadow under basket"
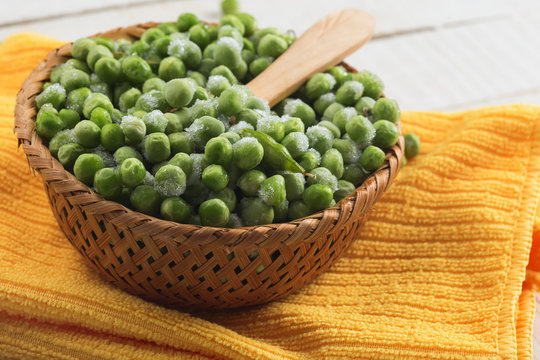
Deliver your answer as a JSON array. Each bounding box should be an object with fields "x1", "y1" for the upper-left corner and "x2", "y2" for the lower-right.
[{"x1": 14, "y1": 22, "x2": 404, "y2": 309}]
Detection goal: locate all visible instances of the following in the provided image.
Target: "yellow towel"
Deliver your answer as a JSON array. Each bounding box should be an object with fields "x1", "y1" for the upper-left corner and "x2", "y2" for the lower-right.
[{"x1": 1, "y1": 33, "x2": 540, "y2": 360}]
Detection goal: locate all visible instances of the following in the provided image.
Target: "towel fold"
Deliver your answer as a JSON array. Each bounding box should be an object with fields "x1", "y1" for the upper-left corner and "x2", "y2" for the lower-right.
[{"x1": 1, "y1": 33, "x2": 540, "y2": 360}]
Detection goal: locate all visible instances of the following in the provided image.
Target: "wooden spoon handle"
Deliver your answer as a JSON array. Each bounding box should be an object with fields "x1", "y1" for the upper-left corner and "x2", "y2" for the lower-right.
[{"x1": 247, "y1": 9, "x2": 375, "y2": 107}]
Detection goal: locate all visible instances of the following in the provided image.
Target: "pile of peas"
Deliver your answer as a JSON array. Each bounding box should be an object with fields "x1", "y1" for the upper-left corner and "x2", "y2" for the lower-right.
[{"x1": 33, "y1": 10, "x2": 420, "y2": 228}]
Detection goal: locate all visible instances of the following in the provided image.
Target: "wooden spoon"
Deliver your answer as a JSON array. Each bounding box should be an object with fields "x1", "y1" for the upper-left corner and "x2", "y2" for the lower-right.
[{"x1": 247, "y1": 9, "x2": 375, "y2": 107}]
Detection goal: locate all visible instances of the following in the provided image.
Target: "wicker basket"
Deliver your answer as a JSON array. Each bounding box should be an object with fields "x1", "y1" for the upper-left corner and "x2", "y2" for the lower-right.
[{"x1": 14, "y1": 22, "x2": 404, "y2": 309}]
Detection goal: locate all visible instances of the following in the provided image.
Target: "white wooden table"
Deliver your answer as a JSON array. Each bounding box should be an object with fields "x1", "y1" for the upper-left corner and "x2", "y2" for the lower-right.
[{"x1": 3, "y1": 0, "x2": 540, "y2": 357}]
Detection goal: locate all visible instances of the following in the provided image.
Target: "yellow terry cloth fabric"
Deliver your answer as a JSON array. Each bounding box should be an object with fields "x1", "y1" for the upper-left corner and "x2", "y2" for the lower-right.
[{"x1": 1, "y1": 33, "x2": 540, "y2": 360}]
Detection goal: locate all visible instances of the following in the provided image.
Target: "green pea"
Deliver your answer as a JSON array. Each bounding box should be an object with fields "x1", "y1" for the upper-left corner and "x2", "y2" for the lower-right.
[
  {"x1": 281, "y1": 132, "x2": 309, "y2": 158},
  {"x1": 167, "y1": 39, "x2": 202, "y2": 69},
  {"x1": 306, "y1": 125, "x2": 334, "y2": 154},
  {"x1": 173, "y1": 108, "x2": 193, "y2": 128},
  {"x1": 94, "y1": 37, "x2": 116, "y2": 52},
  {"x1": 87, "y1": 44, "x2": 113, "y2": 71},
  {"x1": 122, "y1": 55, "x2": 152, "y2": 83},
  {"x1": 373, "y1": 98, "x2": 400, "y2": 124},
  {"x1": 220, "y1": 131, "x2": 241, "y2": 144},
  {"x1": 74, "y1": 120, "x2": 100, "y2": 148},
  {"x1": 322, "y1": 102, "x2": 344, "y2": 122},
  {"x1": 130, "y1": 185, "x2": 162, "y2": 216},
  {"x1": 334, "y1": 180, "x2": 356, "y2": 202},
  {"x1": 202, "y1": 164, "x2": 229, "y2": 191},
  {"x1": 35, "y1": 110, "x2": 64, "y2": 140},
  {"x1": 342, "y1": 164, "x2": 366, "y2": 185},
  {"x1": 313, "y1": 93, "x2": 336, "y2": 116},
  {"x1": 160, "y1": 197, "x2": 191, "y2": 223},
  {"x1": 321, "y1": 148, "x2": 344, "y2": 178},
  {"x1": 58, "y1": 143, "x2": 85, "y2": 168},
  {"x1": 303, "y1": 184, "x2": 333, "y2": 211},
  {"x1": 288, "y1": 200, "x2": 312, "y2": 220},
  {"x1": 217, "y1": 86, "x2": 246, "y2": 116},
  {"x1": 143, "y1": 132, "x2": 171, "y2": 163},
  {"x1": 142, "y1": 78, "x2": 166, "y2": 93},
  {"x1": 249, "y1": 57, "x2": 272, "y2": 77},
  {"x1": 283, "y1": 172, "x2": 305, "y2": 201},
  {"x1": 351, "y1": 70, "x2": 384, "y2": 99},
  {"x1": 199, "y1": 198, "x2": 230, "y2": 227},
  {"x1": 404, "y1": 133, "x2": 421, "y2": 158},
  {"x1": 152, "y1": 35, "x2": 172, "y2": 57},
  {"x1": 111, "y1": 109, "x2": 123, "y2": 124},
  {"x1": 177, "y1": 13, "x2": 200, "y2": 32},
  {"x1": 163, "y1": 78, "x2": 195, "y2": 108},
  {"x1": 219, "y1": 14, "x2": 245, "y2": 35},
  {"x1": 198, "y1": 58, "x2": 217, "y2": 77},
  {"x1": 332, "y1": 107, "x2": 357, "y2": 134},
  {"x1": 36, "y1": 84, "x2": 66, "y2": 110},
  {"x1": 360, "y1": 145, "x2": 385, "y2": 172},
  {"x1": 256, "y1": 115, "x2": 285, "y2": 142},
  {"x1": 113, "y1": 146, "x2": 143, "y2": 165},
  {"x1": 158, "y1": 56, "x2": 186, "y2": 82},
  {"x1": 120, "y1": 115, "x2": 146, "y2": 144},
  {"x1": 162, "y1": 113, "x2": 182, "y2": 134},
  {"x1": 273, "y1": 198, "x2": 289, "y2": 223},
  {"x1": 233, "y1": 13, "x2": 258, "y2": 37},
  {"x1": 318, "y1": 120, "x2": 341, "y2": 139},
  {"x1": 65, "y1": 87, "x2": 91, "y2": 115},
  {"x1": 210, "y1": 187, "x2": 237, "y2": 212},
  {"x1": 298, "y1": 149, "x2": 321, "y2": 171},
  {"x1": 118, "y1": 88, "x2": 141, "y2": 113},
  {"x1": 210, "y1": 65, "x2": 238, "y2": 85},
  {"x1": 251, "y1": 27, "x2": 280, "y2": 47},
  {"x1": 283, "y1": 117, "x2": 304, "y2": 135},
  {"x1": 327, "y1": 66, "x2": 348, "y2": 88},
  {"x1": 306, "y1": 167, "x2": 338, "y2": 191},
  {"x1": 233, "y1": 109, "x2": 258, "y2": 128},
  {"x1": 185, "y1": 116, "x2": 225, "y2": 148},
  {"x1": 83, "y1": 93, "x2": 113, "y2": 118},
  {"x1": 283, "y1": 99, "x2": 316, "y2": 128},
  {"x1": 187, "y1": 85, "x2": 209, "y2": 107},
  {"x1": 116, "y1": 38, "x2": 132, "y2": 53},
  {"x1": 221, "y1": 0, "x2": 239, "y2": 14},
  {"x1": 90, "y1": 107, "x2": 112, "y2": 128},
  {"x1": 168, "y1": 132, "x2": 194, "y2": 154},
  {"x1": 332, "y1": 138, "x2": 360, "y2": 164},
  {"x1": 258, "y1": 175, "x2": 286, "y2": 206},
  {"x1": 94, "y1": 168, "x2": 122, "y2": 200},
  {"x1": 157, "y1": 22, "x2": 179, "y2": 35},
  {"x1": 372, "y1": 120, "x2": 399, "y2": 149},
  {"x1": 240, "y1": 197, "x2": 274, "y2": 226},
  {"x1": 336, "y1": 80, "x2": 364, "y2": 106},
  {"x1": 135, "y1": 90, "x2": 170, "y2": 113},
  {"x1": 49, "y1": 130, "x2": 74, "y2": 158},
  {"x1": 155, "y1": 164, "x2": 186, "y2": 197},
  {"x1": 141, "y1": 110, "x2": 168, "y2": 134},
  {"x1": 305, "y1": 73, "x2": 335, "y2": 100},
  {"x1": 237, "y1": 169, "x2": 266, "y2": 196},
  {"x1": 205, "y1": 136, "x2": 233, "y2": 167},
  {"x1": 60, "y1": 69, "x2": 90, "y2": 93},
  {"x1": 345, "y1": 115, "x2": 375, "y2": 148},
  {"x1": 56, "y1": 109, "x2": 79, "y2": 129},
  {"x1": 73, "y1": 153, "x2": 104, "y2": 185},
  {"x1": 120, "y1": 157, "x2": 146, "y2": 187},
  {"x1": 214, "y1": 37, "x2": 243, "y2": 69},
  {"x1": 169, "y1": 152, "x2": 193, "y2": 177},
  {"x1": 71, "y1": 38, "x2": 95, "y2": 61},
  {"x1": 141, "y1": 27, "x2": 165, "y2": 44},
  {"x1": 94, "y1": 57, "x2": 122, "y2": 85},
  {"x1": 100, "y1": 123, "x2": 125, "y2": 151},
  {"x1": 258, "y1": 34, "x2": 287, "y2": 57}
]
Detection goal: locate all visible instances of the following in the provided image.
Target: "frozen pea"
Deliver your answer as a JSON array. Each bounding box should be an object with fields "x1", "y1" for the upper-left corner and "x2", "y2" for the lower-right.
[
  {"x1": 74, "y1": 120, "x2": 101, "y2": 148},
  {"x1": 332, "y1": 107, "x2": 357, "y2": 134},
  {"x1": 321, "y1": 148, "x2": 344, "y2": 178},
  {"x1": 214, "y1": 36, "x2": 243, "y2": 69},
  {"x1": 322, "y1": 102, "x2": 345, "y2": 122},
  {"x1": 203, "y1": 41, "x2": 217, "y2": 59},
  {"x1": 142, "y1": 78, "x2": 166, "y2": 94},
  {"x1": 346, "y1": 115, "x2": 375, "y2": 148},
  {"x1": 404, "y1": 133, "x2": 421, "y2": 158},
  {"x1": 281, "y1": 132, "x2": 309, "y2": 158},
  {"x1": 283, "y1": 99, "x2": 316, "y2": 128},
  {"x1": 306, "y1": 167, "x2": 338, "y2": 191},
  {"x1": 169, "y1": 152, "x2": 193, "y2": 177},
  {"x1": 355, "y1": 96, "x2": 376, "y2": 117},
  {"x1": 202, "y1": 164, "x2": 228, "y2": 191},
  {"x1": 372, "y1": 98, "x2": 400, "y2": 124},
  {"x1": 101, "y1": 123, "x2": 125, "y2": 151},
  {"x1": 318, "y1": 120, "x2": 341, "y2": 139},
  {"x1": 118, "y1": 88, "x2": 141, "y2": 112},
  {"x1": 283, "y1": 116, "x2": 305, "y2": 135},
  {"x1": 142, "y1": 110, "x2": 168, "y2": 134},
  {"x1": 50, "y1": 64, "x2": 72, "y2": 84},
  {"x1": 205, "y1": 76, "x2": 229, "y2": 98},
  {"x1": 220, "y1": 131, "x2": 241, "y2": 144},
  {"x1": 163, "y1": 78, "x2": 195, "y2": 108},
  {"x1": 60, "y1": 69, "x2": 90, "y2": 93},
  {"x1": 305, "y1": 73, "x2": 335, "y2": 100},
  {"x1": 164, "y1": 113, "x2": 183, "y2": 134},
  {"x1": 130, "y1": 185, "x2": 161, "y2": 215},
  {"x1": 332, "y1": 138, "x2": 360, "y2": 164},
  {"x1": 236, "y1": 109, "x2": 261, "y2": 128},
  {"x1": 327, "y1": 66, "x2": 348, "y2": 88},
  {"x1": 71, "y1": 38, "x2": 95, "y2": 61},
  {"x1": 298, "y1": 149, "x2": 321, "y2": 171},
  {"x1": 240, "y1": 197, "x2": 274, "y2": 226},
  {"x1": 152, "y1": 161, "x2": 168, "y2": 176},
  {"x1": 73, "y1": 153, "x2": 104, "y2": 185},
  {"x1": 352, "y1": 70, "x2": 384, "y2": 99},
  {"x1": 230, "y1": 60, "x2": 248, "y2": 81},
  {"x1": 229, "y1": 120, "x2": 254, "y2": 134},
  {"x1": 210, "y1": 187, "x2": 237, "y2": 211},
  {"x1": 122, "y1": 55, "x2": 152, "y2": 83},
  {"x1": 177, "y1": 13, "x2": 200, "y2": 32},
  {"x1": 237, "y1": 169, "x2": 266, "y2": 196},
  {"x1": 49, "y1": 130, "x2": 74, "y2": 157},
  {"x1": 187, "y1": 86, "x2": 210, "y2": 107},
  {"x1": 217, "y1": 86, "x2": 246, "y2": 116},
  {"x1": 92, "y1": 145, "x2": 116, "y2": 168},
  {"x1": 372, "y1": 120, "x2": 399, "y2": 149},
  {"x1": 199, "y1": 198, "x2": 230, "y2": 227},
  {"x1": 283, "y1": 172, "x2": 305, "y2": 201},
  {"x1": 113, "y1": 146, "x2": 143, "y2": 165},
  {"x1": 119, "y1": 157, "x2": 146, "y2": 187},
  {"x1": 36, "y1": 83, "x2": 66, "y2": 110},
  {"x1": 160, "y1": 197, "x2": 192, "y2": 223},
  {"x1": 342, "y1": 164, "x2": 366, "y2": 185},
  {"x1": 314, "y1": 93, "x2": 336, "y2": 116},
  {"x1": 65, "y1": 87, "x2": 91, "y2": 115},
  {"x1": 258, "y1": 175, "x2": 286, "y2": 207},
  {"x1": 205, "y1": 136, "x2": 233, "y2": 167},
  {"x1": 334, "y1": 180, "x2": 356, "y2": 202},
  {"x1": 169, "y1": 132, "x2": 194, "y2": 154},
  {"x1": 303, "y1": 184, "x2": 333, "y2": 211},
  {"x1": 232, "y1": 137, "x2": 264, "y2": 170},
  {"x1": 361, "y1": 145, "x2": 385, "y2": 172},
  {"x1": 306, "y1": 125, "x2": 334, "y2": 154},
  {"x1": 288, "y1": 200, "x2": 312, "y2": 220},
  {"x1": 35, "y1": 109, "x2": 64, "y2": 140},
  {"x1": 233, "y1": 13, "x2": 258, "y2": 37},
  {"x1": 173, "y1": 108, "x2": 192, "y2": 128},
  {"x1": 219, "y1": 14, "x2": 245, "y2": 35},
  {"x1": 94, "y1": 57, "x2": 122, "y2": 84},
  {"x1": 135, "y1": 90, "x2": 170, "y2": 113},
  {"x1": 152, "y1": 35, "x2": 173, "y2": 57},
  {"x1": 58, "y1": 143, "x2": 84, "y2": 168},
  {"x1": 94, "y1": 37, "x2": 116, "y2": 52},
  {"x1": 273, "y1": 198, "x2": 289, "y2": 223},
  {"x1": 198, "y1": 58, "x2": 216, "y2": 77},
  {"x1": 120, "y1": 116, "x2": 146, "y2": 144},
  {"x1": 158, "y1": 56, "x2": 186, "y2": 82},
  {"x1": 111, "y1": 109, "x2": 123, "y2": 124},
  {"x1": 83, "y1": 93, "x2": 113, "y2": 118},
  {"x1": 189, "y1": 24, "x2": 210, "y2": 49},
  {"x1": 141, "y1": 27, "x2": 165, "y2": 44},
  {"x1": 155, "y1": 164, "x2": 186, "y2": 197},
  {"x1": 245, "y1": 96, "x2": 269, "y2": 112},
  {"x1": 221, "y1": 0, "x2": 239, "y2": 14},
  {"x1": 185, "y1": 116, "x2": 225, "y2": 148},
  {"x1": 86, "y1": 44, "x2": 113, "y2": 71},
  {"x1": 90, "y1": 107, "x2": 112, "y2": 128},
  {"x1": 143, "y1": 132, "x2": 171, "y2": 163},
  {"x1": 210, "y1": 65, "x2": 238, "y2": 85},
  {"x1": 336, "y1": 80, "x2": 364, "y2": 106},
  {"x1": 249, "y1": 57, "x2": 272, "y2": 77},
  {"x1": 167, "y1": 38, "x2": 201, "y2": 69},
  {"x1": 256, "y1": 115, "x2": 285, "y2": 142},
  {"x1": 258, "y1": 34, "x2": 287, "y2": 58},
  {"x1": 157, "y1": 22, "x2": 178, "y2": 35},
  {"x1": 242, "y1": 49, "x2": 255, "y2": 64},
  {"x1": 94, "y1": 168, "x2": 122, "y2": 200}
]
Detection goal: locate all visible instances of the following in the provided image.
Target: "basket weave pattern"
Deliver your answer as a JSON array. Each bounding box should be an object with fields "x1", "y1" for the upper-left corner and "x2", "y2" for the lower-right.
[{"x1": 14, "y1": 22, "x2": 404, "y2": 309}]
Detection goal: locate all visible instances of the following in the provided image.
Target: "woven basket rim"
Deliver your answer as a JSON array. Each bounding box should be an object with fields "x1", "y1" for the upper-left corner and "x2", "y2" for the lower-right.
[{"x1": 13, "y1": 21, "x2": 404, "y2": 251}]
